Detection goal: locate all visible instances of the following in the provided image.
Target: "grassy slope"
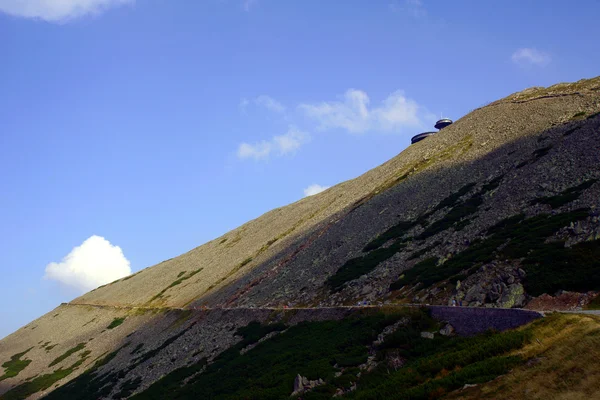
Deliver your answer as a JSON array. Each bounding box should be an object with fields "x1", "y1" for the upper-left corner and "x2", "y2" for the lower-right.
[{"x1": 446, "y1": 313, "x2": 600, "y2": 399}]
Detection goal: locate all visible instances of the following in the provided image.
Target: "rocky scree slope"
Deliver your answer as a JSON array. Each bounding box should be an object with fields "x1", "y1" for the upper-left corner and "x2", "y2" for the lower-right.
[{"x1": 0, "y1": 76, "x2": 599, "y2": 400}]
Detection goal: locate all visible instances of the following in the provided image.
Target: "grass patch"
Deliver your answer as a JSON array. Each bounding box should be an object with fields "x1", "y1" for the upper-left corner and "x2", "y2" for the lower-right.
[
  {"x1": 571, "y1": 111, "x2": 586, "y2": 120},
  {"x1": 445, "y1": 313, "x2": 600, "y2": 399},
  {"x1": 107, "y1": 318, "x2": 126, "y2": 330},
  {"x1": 530, "y1": 179, "x2": 597, "y2": 209},
  {"x1": 49, "y1": 343, "x2": 86, "y2": 367},
  {"x1": 0, "y1": 348, "x2": 33, "y2": 382},
  {"x1": 150, "y1": 268, "x2": 204, "y2": 302}
]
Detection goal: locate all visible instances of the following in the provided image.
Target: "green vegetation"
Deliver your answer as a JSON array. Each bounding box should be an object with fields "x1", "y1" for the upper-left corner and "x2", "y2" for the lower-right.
[
  {"x1": 107, "y1": 317, "x2": 126, "y2": 330},
  {"x1": 114, "y1": 377, "x2": 142, "y2": 399},
  {"x1": 587, "y1": 111, "x2": 600, "y2": 119},
  {"x1": 563, "y1": 126, "x2": 580, "y2": 137},
  {"x1": 219, "y1": 237, "x2": 228, "y2": 244},
  {"x1": 407, "y1": 241, "x2": 441, "y2": 260},
  {"x1": 363, "y1": 183, "x2": 477, "y2": 252},
  {"x1": 49, "y1": 343, "x2": 86, "y2": 367},
  {"x1": 326, "y1": 241, "x2": 407, "y2": 291},
  {"x1": 516, "y1": 145, "x2": 553, "y2": 169},
  {"x1": 42, "y1": 344, "x2": 130, "y2": 400},
  {"x1": 239, "y1": 257, "x2": 253, "y2": 268},
  {"x1": 390, "y1": 208, "x2": 592, "y2": 291},
  {"x1": 132, "y1": 323, "x2": 196, "y2": 367},
  {"x1": 530, "y1": 179, "x2": 597, "y2": 209},
  {"x1": 329, "y1": 178, "x2": 504, "y2": 291},
  {"x1": 43, "y1": 325, "x2": 200, "y2": 400},
  {"x1": 522, "y1": 238, "x2": 600, "y2": 296},
  {"x1": 0, "y1": 348, "x2": 33, "y2": 382},
  {"x1": 416, "y1": 177, "x2": 502, "y2": 241},
  {"x1": 532, "y1": 145, "x2": 552, "y2": 160},
  {"x1": 571, "y1": 111, "x2": 587, "y2": 119},
  {"x1": 123, "y1": 309, "x2": 531, "y2": 400},
  {"x1": 150, "y1": 268, "x2": 204, "y2": 302},
  {"x1": 130, "y1": 343, "x2": 144, "y2": 355},
  {"x1": 0, "y1": 354, "x2": 91, "y2": 400}
]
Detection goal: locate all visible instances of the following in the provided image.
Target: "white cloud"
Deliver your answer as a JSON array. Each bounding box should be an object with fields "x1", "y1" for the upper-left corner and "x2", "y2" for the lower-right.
[
  {"x1": 237, "y1": 126, "x2": 309, "y2": 161},
  {"x1": 299, "y1": 89, "x2": 425, "y2": 134},
  {"x1": 511, "y1": 48, "x2": 551, "y2": 67},
  {"x1": 44, "y1": 235, "x2": 131, "y2": 292},
  {"x1": 255, "y1": 95, "x2": 285, "y2": 113},
  {"x1": 304, "y1": 184, "x2": 330, "y2": 197},
  {"x1": 0, "y1": 0, "x2": 133, "y2": 22}
]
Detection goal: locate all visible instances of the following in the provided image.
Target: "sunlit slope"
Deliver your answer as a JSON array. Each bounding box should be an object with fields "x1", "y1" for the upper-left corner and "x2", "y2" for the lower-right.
[{"x1": 72, "y1": 76, "x2": 600, "y2": 309}]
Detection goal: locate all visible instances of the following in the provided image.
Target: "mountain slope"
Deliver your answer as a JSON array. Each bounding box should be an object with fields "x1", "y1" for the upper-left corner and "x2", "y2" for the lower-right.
[{"x1": 1, "y1": 76, "x2": 599, "y2": 400}]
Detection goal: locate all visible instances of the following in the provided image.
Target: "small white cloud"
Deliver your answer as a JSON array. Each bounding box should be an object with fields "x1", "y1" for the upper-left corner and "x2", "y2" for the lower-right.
[
  {"x1": 511, "y1": 48, "x2": 551, "y2": 67},
  {"x1": 304, "y1": 184, "x2": 330, "y2": 197},
  {"x1": 243, "y1": 0, "x2": 256, "y2": 12},
  {"x1": 0, "y1": 0, "x2": 134, "y2": 22},
  {"x1": 255, "y1": 95, "x2": 285, "y2": 113},
  {"x1": 299, "y1": 89, "x2": 424, "y2": 134},
  {"x1": 237, "y1": 126, "x2": 310, "y2": 161},
  {"x1": 44, "y1": 235, "x2": 131, "y2": 292}
]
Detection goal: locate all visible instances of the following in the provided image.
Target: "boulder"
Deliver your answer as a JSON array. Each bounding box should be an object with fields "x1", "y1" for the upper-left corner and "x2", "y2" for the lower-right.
[
  {"x1": 421, "y1": 332, "x2": 435, "y2": 339},
  {"x1": 439, "y1": 324, "x2": 455, "y2": 336}
]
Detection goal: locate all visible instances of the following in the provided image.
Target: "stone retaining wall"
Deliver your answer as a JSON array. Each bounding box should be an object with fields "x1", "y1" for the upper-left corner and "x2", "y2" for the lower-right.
[{"x1": 427, "y1": 306, "x2": 543, "y2": 336}]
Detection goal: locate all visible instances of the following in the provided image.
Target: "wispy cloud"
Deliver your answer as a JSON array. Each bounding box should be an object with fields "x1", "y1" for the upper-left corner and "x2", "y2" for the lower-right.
[
  {"x1": 511, "y1": 48, "x2": 551, "y2": 67},
  {"x1": 255, "y1": 95, "x2": 286, "y2": 113},
  {"x1": 243, "y1": 0, "x2": 256, "y2": 12},
  {"x1": 0, "y1": 0, "x2": 134, "y2": 22},
  {"x1": 237, "y1": 126, "x2": 309, "y2": 161},
  {"x1": 44, "y1": 235, "x2": 131, "y2": 292},
  {"x1": 389, "y1": 0, "x2": 426, "y2": 17},
  {"x1": 299, "y1": 89, "x2": 426, "y2": 134},
  {"x1": 239, "y1": 98, "x2": 250, "y2": 114},
  {"x1": 240, "y1": 95, "x2": 286, "y2": 114},
  {"x1": 304, "y1": 184, "x2": 330, "y2": 197}
]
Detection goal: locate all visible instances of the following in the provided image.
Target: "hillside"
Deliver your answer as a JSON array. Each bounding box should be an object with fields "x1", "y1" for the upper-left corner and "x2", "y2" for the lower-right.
[{"x1": 1, "y1": 76, "x2": 600, "y2": 399}]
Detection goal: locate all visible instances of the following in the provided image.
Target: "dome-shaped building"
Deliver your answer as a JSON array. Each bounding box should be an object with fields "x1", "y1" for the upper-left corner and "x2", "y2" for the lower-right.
[
  {"x1": 410, "y1": 131, "x2": 437, "y2": 144},
  {"x1": 434, "y1": 118, "x2": 453, "y2": 130},
  {"x1": 410, "y1": 117, "x2": 453, "y2": 145}
]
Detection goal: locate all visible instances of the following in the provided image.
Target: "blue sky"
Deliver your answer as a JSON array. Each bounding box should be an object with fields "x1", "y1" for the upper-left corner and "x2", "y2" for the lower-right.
[{"x1": 1, "y1": 0, "x2": 599, "y2": 339}]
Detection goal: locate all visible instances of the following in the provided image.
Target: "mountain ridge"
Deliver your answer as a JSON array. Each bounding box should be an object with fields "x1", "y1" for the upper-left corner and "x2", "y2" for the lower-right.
[{"x1": 1, "y1": 76, "x2": 600, "y2": 399}]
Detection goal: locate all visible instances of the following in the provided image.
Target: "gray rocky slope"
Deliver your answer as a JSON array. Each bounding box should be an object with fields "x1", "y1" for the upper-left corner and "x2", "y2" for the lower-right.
[{"x1": 0, "y1": 76, "x2": 599, "y2": 399}]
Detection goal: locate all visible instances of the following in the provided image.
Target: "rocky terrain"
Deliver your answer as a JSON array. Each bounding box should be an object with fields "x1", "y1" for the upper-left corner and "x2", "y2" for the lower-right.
[{"x1": 1, "y1": 76, "x2": 599, "y2": 399}]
